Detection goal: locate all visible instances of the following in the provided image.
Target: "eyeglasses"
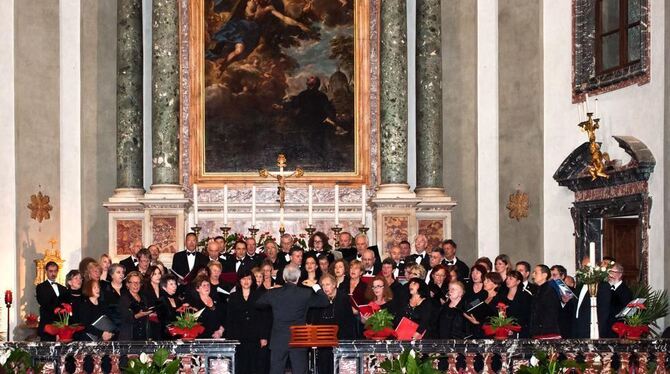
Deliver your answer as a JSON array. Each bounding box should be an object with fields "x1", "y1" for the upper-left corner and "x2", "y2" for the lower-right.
[{"x1": 372, "y1": 285, "x2": 384, "y2": 289}]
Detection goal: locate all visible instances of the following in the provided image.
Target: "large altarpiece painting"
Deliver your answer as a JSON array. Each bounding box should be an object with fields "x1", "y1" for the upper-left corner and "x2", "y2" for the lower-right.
[{"x1": 186, "y1": 0, "x2": 371, "y2": 185}]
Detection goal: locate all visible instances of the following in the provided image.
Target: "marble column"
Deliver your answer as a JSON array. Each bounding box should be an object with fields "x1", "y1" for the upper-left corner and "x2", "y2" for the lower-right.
[
  {"x1": 150, "y1": 0, "x2": 180, "y2": 191},
  {"x1": 379, "y1": 0, "x2": 411, "y2": 196},
  {"x1": 115, "y1": 0, "x2": 144, "y2": 195},
  {"x1": 415, "y1": 0, "x2": 444, "y2": 197}
]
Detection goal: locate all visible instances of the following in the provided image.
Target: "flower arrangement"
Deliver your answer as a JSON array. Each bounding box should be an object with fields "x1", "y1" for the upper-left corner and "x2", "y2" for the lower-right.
[
  {"x1": 612, "y1": 284, "x2": 669, "y2": 339},
  {"x1": 224, "y1": 233, "x2": 246, "y2": 252},
  {"x1": 575, "y1": 261, "x2": 613, "y2": 285},
  {"x1": 167, "y1": 304, "x2": 204, "y2": 341},
  {"x1": 24, "y1": 313, "x2": 39, "y2": 329},
  {"x1": 378, "y1": 349, "x2": 439, "y2": 374},
  {"x1": 516, "y1": 349, "x2": 583, "y2": 374},
  {"x1": 43, "y1": 303, "x2": 83, "y2": 342},
  {"x1": 363, "y1": 308, "x2": 395, "y2": 340},
  {"x1": 0, "y1": 348, "x2": 43, "y2": 374},
  {"x1": 292, "y1": 233, "x2": 308, "y2": 250},
  {"x1": 123, "y1": 348, "x2": 179, "y2": 374},
  {"x1": 482, "y1": 302, "x2": 521, "y2": 339},
  {"x1": 258, "y1": 232, "x2": 277, "y2": 247}
]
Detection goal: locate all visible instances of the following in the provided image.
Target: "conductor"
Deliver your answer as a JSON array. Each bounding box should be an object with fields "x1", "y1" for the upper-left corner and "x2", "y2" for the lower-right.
[{"x1": 256, "y1": 264, "x2": 329, "y2": 374}]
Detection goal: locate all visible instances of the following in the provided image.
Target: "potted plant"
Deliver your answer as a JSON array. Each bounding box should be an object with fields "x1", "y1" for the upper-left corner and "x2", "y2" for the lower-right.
[
  {"x1": 43, "y1": 303, "x2": 84, "y2": 342},
  {"x1": 0, "y1": 348, "x2": 43, "y2": 374},
  {"x1": 24, "y1": 313, "x2": 39, "y2": 329},
  {"x1": 612, "y1": 284, "x2": 669, "y2": 339},
  {"x1": 378, "y1": 348, "x2": 439, "y2": 374},
  {"x1": 363, "y1": 308, "x2": 396, "y2": 340},
  {"x1": 575, "y1": 262, "x2": 613, "y2": 296},
  {"x1": 167, "y1": 304, "x2": 204, "y2": 341},
  {"x1": 482, "y1": 302, "x2": 521, "y2": 339},
  {"x1": 123, "y1": 348, "x2": 179, "y2": 374},
  {"x1": 517, "y1": 349, "x2": 583, "y2": 374}
]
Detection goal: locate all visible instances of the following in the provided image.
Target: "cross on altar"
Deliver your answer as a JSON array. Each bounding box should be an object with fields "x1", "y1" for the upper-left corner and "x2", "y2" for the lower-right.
[{"x1": 259, "y1": 154, "x2": 304, "y2": 210}]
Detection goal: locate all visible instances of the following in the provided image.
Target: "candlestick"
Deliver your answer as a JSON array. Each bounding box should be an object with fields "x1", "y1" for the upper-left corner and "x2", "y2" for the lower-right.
[
  {"x1": 223, "y1": 184, "x2": 228, "y2": 225},
  {"x1": 305, "y1": 224, "x2": 316, "y2": 237},
  {"x1": 360, "y1": 184, "x2": 366, "y2": 225},
  {"x1": 248, "y1": 225, "x2": 259, "y2": 240},
  {"x1": 331, "y1": 225, "x2": 343, "y2": 249},
  {"x1": 252, "y1": 186, "x2": 256, "y2": 226},
  {"x1": 308, "y1": 185, "x2": 313, "y2": 225},
  {"x1": 279, "y1": 224, "x2": 286, "y2": 236},
  {"x1": 334, "y1": 185, "x2": 339, "y2": 225},
  {"x1": 193, "y1": 184, "x2": 199, "y2": 225},
  {"x1": 358, "y1": 226, "x2": 369, "y2": 235},
  {"x1": 589, "y1": 242, "x2": 596, "y2": 266},
  {"x1": 191, "y1": 225, "x2": 202, "y2": 239},
  {"x1": 4, "y1": 290, "x2": 11, "y2": 342}
]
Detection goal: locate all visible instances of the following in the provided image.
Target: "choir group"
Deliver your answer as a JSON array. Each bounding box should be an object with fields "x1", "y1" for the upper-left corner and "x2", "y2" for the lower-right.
[{"x1": 36, "y1": 231, "x2": 634, "y2": 373}]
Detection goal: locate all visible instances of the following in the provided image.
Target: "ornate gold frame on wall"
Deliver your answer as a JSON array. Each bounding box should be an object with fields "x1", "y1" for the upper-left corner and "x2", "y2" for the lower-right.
[{"x1": 185, "y1": 0, "x2": 371, "y2": 187}]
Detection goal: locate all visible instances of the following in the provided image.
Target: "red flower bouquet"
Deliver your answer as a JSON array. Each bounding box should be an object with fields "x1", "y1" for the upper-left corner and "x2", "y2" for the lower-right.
[
  {"x1": 44, "y1": 303, "x2": 84, "y2": 342},
  {"x1": 482, "y1": 302, "x2": 522, "y2": 340},
  {"x1": 167, "y1": 304, "x2": 204, "y2": 341}
]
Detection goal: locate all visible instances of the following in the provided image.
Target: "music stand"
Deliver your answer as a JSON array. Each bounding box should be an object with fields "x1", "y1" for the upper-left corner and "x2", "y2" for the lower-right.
[{"x1": 289, "y1": 324, "x2": 339, "y2": 374}]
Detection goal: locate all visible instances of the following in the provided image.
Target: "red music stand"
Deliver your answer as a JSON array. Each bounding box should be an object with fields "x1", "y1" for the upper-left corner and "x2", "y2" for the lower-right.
[{"x1": 289, "y1": 324, "x2": 339, "y2": 374}]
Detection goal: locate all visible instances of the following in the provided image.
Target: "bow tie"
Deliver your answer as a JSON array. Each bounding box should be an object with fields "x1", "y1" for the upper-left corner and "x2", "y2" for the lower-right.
[
  {"x1": 611, "y1": 285, "x2": 616, "y2": 291},
  {"x1": 49, "y1": 281, "x2": 55, "y2": 285},
  {"x1": 365, "y1": 270, "x2": 373, "y2": 275},
  {"x1": 445, "y1": 260, "x2": 454, "y2": 265},
  {"x1": 187, "y1": 252, "x2": 196, "y2": 256}
]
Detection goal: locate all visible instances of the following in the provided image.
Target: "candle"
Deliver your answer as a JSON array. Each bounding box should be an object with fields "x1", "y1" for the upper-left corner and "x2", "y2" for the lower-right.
[
  {"x1": 280, "y1": 206, "x2": 284, "y2": 227},
  {"x1": 334, "y1": 185, "x2": 339, "y2": 225},
  {"x1": 361, "y1": 184, "x2": 366, "y2": 225},
  {"x1": 252, "y1": 186, "x2": 256, "y2": 226},
  {"x1": 585, "y1": 93, "x2": 590, "y2": 113},
  {"x1": 589, "y1": 242, "x2": 596, "y2": 266},
  {"x1": 4, "y1": 290, "x2": 12, "y2": 306},
  {"x1": 594, "y1": 98, "x2": 599, "y2": 118},
  {"x1": 308, "y1": 185, "x2": 313, "y2": 225},
  {"x1": 193, "y1": 184, "x2": 199, "y2": 225},
  {"x1": 223, "y1": 184, "x2": 228, "y2": 225}
]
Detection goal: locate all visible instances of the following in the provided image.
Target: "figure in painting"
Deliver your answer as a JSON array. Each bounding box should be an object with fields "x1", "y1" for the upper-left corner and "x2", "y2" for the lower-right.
[{"x1": 207, "y1": 0, "x2": 311, "y2": 65}]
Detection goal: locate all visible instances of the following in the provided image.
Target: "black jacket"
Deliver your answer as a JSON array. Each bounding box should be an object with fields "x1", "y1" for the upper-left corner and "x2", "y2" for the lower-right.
[
  {"x1": 119, "y1": 256, "x2": 138, "y2": 273},
  {"x1": 171, "y1": 250, "x2": 209, "y2": 279},
  {"x1": 256, "y1": 282, "x2": 329, "y2": 350},
  {"x1": 573, "y1": 282, "x2": 612, "y2": 338},
  {"x1": 529, "y1": 282, "x2": 562, "y2": 338},
  {"x1": 438, "y1": 299, "x2": 468, "y2": 339},
  {"x1": 308, "y1": 290, "x2": 357, "y2": 340},
  {"x1": 36, "y1": 280, "x2": 68, "y2": 340}
]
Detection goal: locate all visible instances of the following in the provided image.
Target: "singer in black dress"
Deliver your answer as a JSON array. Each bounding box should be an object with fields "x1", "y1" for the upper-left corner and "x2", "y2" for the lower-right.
[
  {"x1": 156, "y1": 274, "x2": 183, "y2": 339},
  {"x1": 73, "y1": 280, "x2": 114, "y2": 341},
  {"x1": 186, "y1": 276, "x2": 225, "y2": 339},
  {"x1": 117, "y1": 272, "x2": 152, "y2": 341},
  {"x1": 225, "y1": 270, "x2": 263, "y2": 374}
]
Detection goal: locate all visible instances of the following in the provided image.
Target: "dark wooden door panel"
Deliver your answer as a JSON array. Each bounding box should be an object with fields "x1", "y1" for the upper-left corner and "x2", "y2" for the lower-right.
[{"x1": 603, "y1": 218, "x2": 640, "y2": 284}]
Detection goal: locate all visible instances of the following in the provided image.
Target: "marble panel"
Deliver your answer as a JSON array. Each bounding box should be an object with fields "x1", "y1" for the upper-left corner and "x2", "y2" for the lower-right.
[
  {"x1": 151, "y1": 216, "x2": 178, "y2": 253},
  {"x1": 115, "y1": 219, "x2": 143, "y2": 255},
  {"x1": 381, "y1": 215, "x2": 409, "y2": 251},
  {"x1": 418, "y1": 219, "x2": 444, "y2": 249}
]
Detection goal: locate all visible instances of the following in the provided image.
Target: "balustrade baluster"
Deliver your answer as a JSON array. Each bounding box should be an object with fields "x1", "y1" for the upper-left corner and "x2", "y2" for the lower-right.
[
  {"x1": 446, "y1": 352, "x2": 459, "y2": 374},
  {"x1": 483, "y1": 353, "x2": 495, "y2": 374},
  {"x1": 601, "y1": 352, "x2": 613, "y2": 373},
  {"x1": 464, "y1": 352, "x2": 477, "y2": 374},
  {"x1": 619, "y1": 352, "x2": 631, "y2": 374},
  {"x1": 654, "y1": 352, "x2": 667, "y2": 374}
]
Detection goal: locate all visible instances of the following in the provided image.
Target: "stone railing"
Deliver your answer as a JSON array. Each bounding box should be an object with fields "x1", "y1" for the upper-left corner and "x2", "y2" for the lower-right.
[
  {"x1": 0, "y1": 340, "x2": 238, "y2": 374},
  {"x1": 334, "y1": 339, "x2": 669, "y2": 374},
  {"x1": 1, "y1": 339, "x2": 668, "y2": 373}
]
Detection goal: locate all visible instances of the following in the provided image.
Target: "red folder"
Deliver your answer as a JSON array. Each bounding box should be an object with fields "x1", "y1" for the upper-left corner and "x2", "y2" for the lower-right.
[
  {"x1": 220, "y1": 272, "x2": 238, "y2": 285},
  {"x1": 360, "y1": 275, "x2": 374, "y2": 284},
  {"x1": 349, "y1": 295, "x2": 378, "y2": 316},
  {"x1": 395, "y1": 317, "x2": 424, "y2": 341}
]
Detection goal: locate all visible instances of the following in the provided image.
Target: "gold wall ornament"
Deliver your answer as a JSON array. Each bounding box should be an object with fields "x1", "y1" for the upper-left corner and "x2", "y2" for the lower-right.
[
  {"x1": 578, "y1": 113, "x2": 610, "y2": 180},
  {"x1": 27, "y1": 188, "x2": 53, "y2": 223},
  {"x1": 507, "y1": 190, "x2": 529, "y2": 221},
  {"x1": 33, "y1": 239, "x2": 65, "y2": 285}
]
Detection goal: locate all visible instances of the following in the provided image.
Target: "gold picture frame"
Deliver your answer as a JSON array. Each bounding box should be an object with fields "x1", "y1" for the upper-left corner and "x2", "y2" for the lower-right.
[{"x1": 184, "y1": 0, "x2": 372, "y2": 187}]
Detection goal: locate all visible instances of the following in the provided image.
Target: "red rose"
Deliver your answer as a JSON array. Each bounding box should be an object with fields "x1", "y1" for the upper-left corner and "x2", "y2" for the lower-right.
[{"x1": 61, "y1": 303, "x2": 73, "y2": 314}]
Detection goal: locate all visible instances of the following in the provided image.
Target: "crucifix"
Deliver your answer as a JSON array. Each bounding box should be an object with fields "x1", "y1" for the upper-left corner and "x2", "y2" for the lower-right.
[{"x1": 259, "y1": 154, "x2": 304, "y2": 231}]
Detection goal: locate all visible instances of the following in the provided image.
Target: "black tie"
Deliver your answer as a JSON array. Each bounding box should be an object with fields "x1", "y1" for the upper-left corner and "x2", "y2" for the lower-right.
[
  {"x1": 187, "y1": 252, "x2": 195, "y2": 257},
  {"x1": 365, "y1": 270, "x2": 373, "y2": 275},
  {"x1": 446, "y1": 260, "x2": 454, "y2": 265},
  {"x1": 611, "y1": 285, "x2": 616, "y2": 291}
]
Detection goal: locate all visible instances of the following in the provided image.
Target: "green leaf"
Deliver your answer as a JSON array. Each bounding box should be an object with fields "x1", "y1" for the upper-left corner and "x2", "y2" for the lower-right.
[
  {"x1": 153, "y1": 348, "x2": 168, "y2": 366},
  {"x1": 163, "y1": 359, "x2": 180, "y2": 374}
]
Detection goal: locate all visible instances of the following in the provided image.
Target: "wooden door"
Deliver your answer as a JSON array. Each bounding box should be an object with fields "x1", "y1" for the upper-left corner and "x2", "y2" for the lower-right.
[{"x1": 603, "y1": 218, "x2": 640, "y2": 284}]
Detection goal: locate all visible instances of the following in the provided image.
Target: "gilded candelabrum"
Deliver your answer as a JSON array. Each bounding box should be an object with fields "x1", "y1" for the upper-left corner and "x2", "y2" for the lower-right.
[
  {"x1": 578, "y1": 113, "x2": 610, "y2": 180},
  {"x1": 331, "y1": 225, "x2": 343, "y2": 249}
]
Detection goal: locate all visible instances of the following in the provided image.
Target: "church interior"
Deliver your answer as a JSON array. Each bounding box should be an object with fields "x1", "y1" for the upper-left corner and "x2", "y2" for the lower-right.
[{"x1": 0, "y1": 0, "x2": 669, "y2": 372}]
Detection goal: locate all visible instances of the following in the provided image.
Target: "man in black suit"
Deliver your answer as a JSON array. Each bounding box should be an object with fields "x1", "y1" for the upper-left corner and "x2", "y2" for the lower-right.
[
  {"x1": 213, "y1": 236, "x2": 228, "y2": 262},
  {"x1": 223, "y1": 240, "x2": 254, "y2": 275},
  {"x1": 279, "y1": 233, "x2": 296, "y2": 264},
  {"x1": 550, "y1": 265, "x2": 577, "y2": 338},
  {"x1": 256, "y1": 264, "x2": 329, "y2": 374},
  {"x1": 171, "y1": 233, "x2": 209, "y2": 279},
  {"x1": 338, "y1": 232, "x2": 357, "y2": 261},
  {"x1": 119, "y1": 239, "x2": 143, "y2": 273},
  {"x1": 605, "y1": 262, "x2": 633, "y2": 337},
  {"x1": 206, "y1": 239, "x2": 225, "y2": 263},
  {"x1": 276, "y1": 247, "x2": 304, "y2": 285},
  {"x1": 387, "y1": 245, "x2": 405, "y2": 279},
  {"x1": 245, "y1": 237, "x2": 266, "y2": 266},
  {"x1": 36, "y1": 261, "x2": 68, "y2": 341},
  {"x1": 441, "y1": 239, "x2": 469, "y2": 280},
  {"x1": 408, "y1": 234, "x2": 431, "y2": 271},
  {"x1": 516, "y1": 261, "x2": 539, "y2": 295},
  {"x1": 348, "y1": 234, "x2": 381, "y2": 263},
  {"x1": 360, "y1": 249, "x2": 380, "y2": 276},
  {"x1": 425, "y1": 247, "x2": 448, "y2": 283}
]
